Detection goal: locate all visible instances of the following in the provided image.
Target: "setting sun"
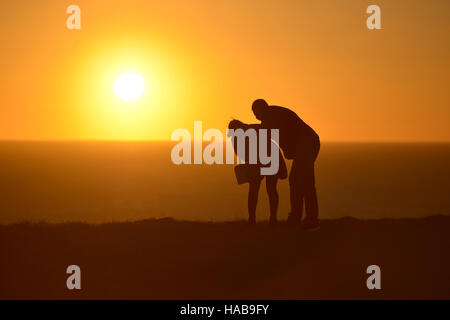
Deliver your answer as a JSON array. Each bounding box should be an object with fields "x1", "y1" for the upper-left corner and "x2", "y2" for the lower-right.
[{"x1": 114, "y1": 72, "x2": 145, "y2": 101}]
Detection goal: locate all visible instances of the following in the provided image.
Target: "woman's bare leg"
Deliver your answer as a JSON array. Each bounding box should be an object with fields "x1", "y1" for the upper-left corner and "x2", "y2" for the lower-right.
[
  {"x1": 266, "y1": 175, "x2": 279, "y2": 225},
  {"x1": 248, "y1": 179, "x2": 261, "y2": 225}
]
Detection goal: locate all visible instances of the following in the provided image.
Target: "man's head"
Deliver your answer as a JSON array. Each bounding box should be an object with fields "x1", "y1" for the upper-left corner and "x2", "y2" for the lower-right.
[{"x1": 252, "y1": 99, "x2": 269, "y2": 121}]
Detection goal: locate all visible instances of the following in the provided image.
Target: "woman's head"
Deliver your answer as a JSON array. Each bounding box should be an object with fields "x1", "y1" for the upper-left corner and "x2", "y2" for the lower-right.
[{"x1": 228, "y1": 119, "x2": 249, "y2": 131}]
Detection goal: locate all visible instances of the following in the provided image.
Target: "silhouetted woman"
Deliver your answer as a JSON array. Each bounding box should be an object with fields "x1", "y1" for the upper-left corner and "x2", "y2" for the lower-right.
[{"x1": 228, "y1": 120, "x2": 287, "y2": 226}]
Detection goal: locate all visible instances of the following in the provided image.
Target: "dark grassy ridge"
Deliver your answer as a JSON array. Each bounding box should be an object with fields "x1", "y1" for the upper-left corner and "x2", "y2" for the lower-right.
[{"x1": 1, "y1": 216, "x2": 450, "y2": 299}]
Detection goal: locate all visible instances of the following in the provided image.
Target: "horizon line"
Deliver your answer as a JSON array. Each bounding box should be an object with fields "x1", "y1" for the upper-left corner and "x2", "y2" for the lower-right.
[
  {"x1": 0, "y1": 139, "x2": 450, "y2": 144},
  {"x1": 1, "y1": 214, "x2": 449, "y2": 226}
]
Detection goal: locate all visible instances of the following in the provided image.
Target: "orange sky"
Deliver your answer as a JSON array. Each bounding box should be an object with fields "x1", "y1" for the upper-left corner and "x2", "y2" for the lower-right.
[{"x1": 0, "y1": 0, "x2": 449, "y2": 141}]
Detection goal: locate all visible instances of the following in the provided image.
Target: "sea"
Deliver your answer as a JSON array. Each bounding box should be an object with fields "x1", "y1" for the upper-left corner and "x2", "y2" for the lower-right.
[{"x1": 1, "y1": 141, "x2": 449, "y2": 224}]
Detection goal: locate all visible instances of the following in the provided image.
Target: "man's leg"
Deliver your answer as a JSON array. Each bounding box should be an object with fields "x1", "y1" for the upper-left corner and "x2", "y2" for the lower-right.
[
  {"x1": 302, "y1": 139, "x2": 320, "y2": 228},
  {"x1": 303, "y1": 161, "x2": 318, "y2": 221},
  {"x1": 288, "y1": 159, "x2": 304, "y2": 222}
]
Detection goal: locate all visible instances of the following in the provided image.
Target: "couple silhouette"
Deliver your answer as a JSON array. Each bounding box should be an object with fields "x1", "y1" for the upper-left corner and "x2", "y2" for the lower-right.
[{"x1": 229, "y1": 99, "x2": 320, "y2": 230}]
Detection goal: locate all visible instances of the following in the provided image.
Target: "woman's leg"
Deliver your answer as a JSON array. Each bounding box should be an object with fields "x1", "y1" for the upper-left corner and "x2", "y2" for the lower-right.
[
  {"x1": 266, "y1": 175, "x2": 279, "y2": 225},
  {"x1": 248, "y1": 179, "x2": 261, "y2": 225}
]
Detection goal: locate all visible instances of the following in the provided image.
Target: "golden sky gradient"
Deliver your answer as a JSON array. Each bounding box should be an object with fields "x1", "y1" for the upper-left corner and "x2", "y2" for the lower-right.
[{"x1": 0, "y1": 0, "x2": 449, "y2": 141}]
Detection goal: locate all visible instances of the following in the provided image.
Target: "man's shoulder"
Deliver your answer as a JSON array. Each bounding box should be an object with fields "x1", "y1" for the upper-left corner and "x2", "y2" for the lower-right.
[{"x1": 269, "y1": 105, "x2": 290, "y2": 112}]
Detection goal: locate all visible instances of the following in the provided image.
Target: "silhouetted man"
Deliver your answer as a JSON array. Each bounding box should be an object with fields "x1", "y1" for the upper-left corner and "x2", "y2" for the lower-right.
[{"x1": 252, "y1": 99, "x2": 320, "y2": 230}]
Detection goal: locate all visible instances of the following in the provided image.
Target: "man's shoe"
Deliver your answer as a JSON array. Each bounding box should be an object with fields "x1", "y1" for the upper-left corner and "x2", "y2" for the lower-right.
[{"x1": 300, "y1": 218, "x2": 320, "y2": 231}]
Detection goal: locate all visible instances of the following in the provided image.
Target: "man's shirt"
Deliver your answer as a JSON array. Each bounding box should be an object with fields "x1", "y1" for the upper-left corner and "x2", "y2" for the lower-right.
[{"x1": 261, "y1": 105, "x2": 319, "y2": 159}]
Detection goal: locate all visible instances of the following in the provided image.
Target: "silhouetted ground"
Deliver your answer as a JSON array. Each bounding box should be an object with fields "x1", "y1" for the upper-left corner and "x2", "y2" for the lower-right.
[{"x1": 1, "y1": 216, "x2": 450, "y2": 299}]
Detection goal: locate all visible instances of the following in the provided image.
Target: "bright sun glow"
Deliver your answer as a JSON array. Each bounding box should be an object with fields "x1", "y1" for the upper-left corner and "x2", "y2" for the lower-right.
[{"x1": 114, "y1": 73, "x2": 145, "y2": 101}]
